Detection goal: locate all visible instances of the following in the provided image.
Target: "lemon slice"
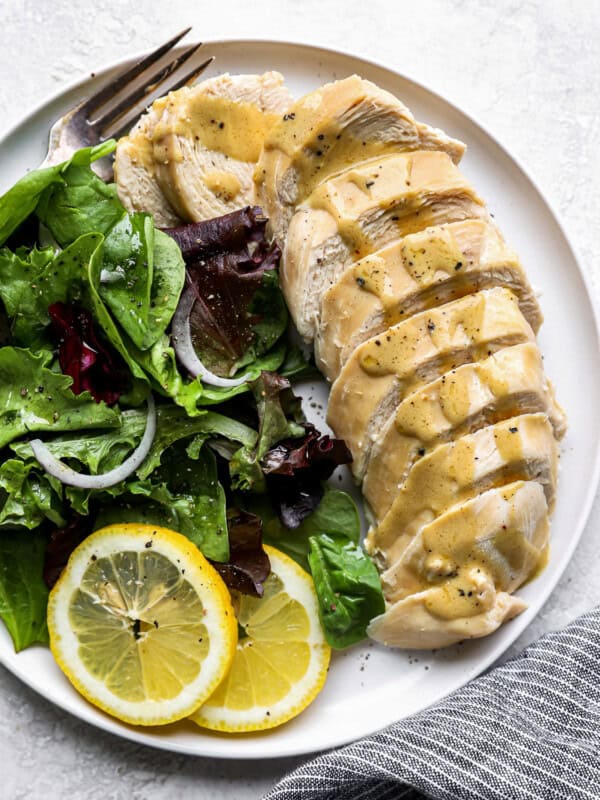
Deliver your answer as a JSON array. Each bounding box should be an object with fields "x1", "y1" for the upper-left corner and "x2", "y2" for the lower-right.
[
  {"x1": 47, "y1": 524, "x2": 237, "y2": 726},
  {"x1": 191, "y1": 545, "x2": 331, "y2": 732}
]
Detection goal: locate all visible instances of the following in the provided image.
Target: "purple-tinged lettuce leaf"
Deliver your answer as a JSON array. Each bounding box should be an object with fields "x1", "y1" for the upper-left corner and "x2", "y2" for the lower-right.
[
  {"x1": 263, "y1": 424, "x2": 353, "y2": 528},
  {"x1": 164, "y1": 206, "x2": 268, "y2": 260},
  {"x1": 210, "y1": 508, "x2": 270, "y2": 597},
  {"x1": 48, "y1": 301, "x2": 130, "y2": 405},
  {"x1": 229, "y1": 372, "x2": 304, "y2": 492},
  {"x1": 168, "y1": 206, "x2": 287, "y2": 378}
]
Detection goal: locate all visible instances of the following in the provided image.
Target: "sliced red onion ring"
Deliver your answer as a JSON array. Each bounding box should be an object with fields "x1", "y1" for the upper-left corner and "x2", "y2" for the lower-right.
[
  {"x1": 171, "y1": 288, "x2": 250, "y2": 388},
  {"x1": 29, "y1": 396, "x2": 156, "y2": 490}
]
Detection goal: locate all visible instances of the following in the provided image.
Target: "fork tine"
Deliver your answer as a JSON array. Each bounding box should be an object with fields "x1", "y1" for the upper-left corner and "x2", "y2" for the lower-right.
[
  {"x1": 95, "y1": 41, "x2": 204, "y2": 132},
  {"x1": 79, "y1": 28, "x2": 191, "y2": 116},
  {"x1": 154, "y1": 54, "x2": 216, "y2": 96},
  {"x1": 104, "y1": 56, "x2": 215, "y2": 140}
]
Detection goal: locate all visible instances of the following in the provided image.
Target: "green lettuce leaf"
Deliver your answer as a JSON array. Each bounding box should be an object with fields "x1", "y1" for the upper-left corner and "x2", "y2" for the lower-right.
[
  {"x1": 99, "y1": 218, "x2": 185, "y2": 350},
  {"x1": 0, "y1": 458, "x2": 65, "y2": 530},
  {"x1": 0, "y1": 347, "x2": 119, "y2": 448},
  {"x1": 0, "y1": 232, "x2": 149, "y2": 399},
  {"x1": 9, "y1": 405, "x2": 255, "y2": 558},
  {"x1": 84, "y1": 233, "x2": 149, "y2": 395},
  {"x1": 36, "y1": 160, "x2": 185, "y2": 351},
  {"x1": 230, "y1": 372, "x2": 304, "y2": 492},
  {"x1": 251, "y1": 486, "x2": 360, "y2": 570},
  {"x1": 131, "y1": 332, "x2": 289, "y2": 411},
  {"x1": 11, "y1": 404, "x2": 254, "y2": 480},
  {"x1": 0, "y1": 141, "x2": 116, "y2": 247},
  {"x1": 0, "y1": 530, "x2": 49, "y2": 651},
  {"x1": 36, "y1": 162, "x2": 124, "y2": 245},
  {"x1": 94, "y1": 441, "x2": 230, "y2": 561},
  {"x1": 135, "y1": 442, "x2": 229, "y2": 561},
  {"x1": 0, "y1": 243, "x2": 77, "y2": 348},
  {"x1": 308, "y1": 533, "x2": 385, "y2": 649}
]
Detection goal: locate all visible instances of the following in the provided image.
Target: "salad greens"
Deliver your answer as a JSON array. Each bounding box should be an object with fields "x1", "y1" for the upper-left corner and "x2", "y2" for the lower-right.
[
  {"x1": 0, "y1": 531, "x2": 49, "y2": 651},
  {"x1": 0, "y1": 144, "x2": 384, "y2": 654},
  {"x1": 0, "y1": 348, "x2": 118, "y2": 448},
  {"x1": 308, "y1": 534, "x2": 385, "y2": 649},
  {"x1": 0, "y1": 140, "x2": 115, "y2": 246}
]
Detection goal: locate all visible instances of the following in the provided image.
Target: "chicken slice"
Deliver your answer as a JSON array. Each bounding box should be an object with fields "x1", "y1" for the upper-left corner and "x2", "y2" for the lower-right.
[
  {"x1": 151, "y1": 72, "x2": 292, "y2": 222},
  {"x1": 368, "y1": 589, "x2": 527, "y2": 649},
  {"x1": 368, "y1": 480, "x2": 548, "y2": 648},
  {"x1": 327, "y1": 287, "x2": 535, "y2": 482},
  {"x1": 363, "y1": 343, "x2": 566, "y2": 520},
  {"x1": 315, "y1": 219, "x2": 542, "y2": 382},
  {"x1": 114, "y1": 96, "x2": 182, "y2": 228},
  {"x1": 365, "y1": 413, "x2": 558, "y2": 573},
  {"x1": 282, "y1": 151, "x2": 487, "y2": 342},
  {"x1": 255, "y1": 75, "x2": 466, "y2": 241}
]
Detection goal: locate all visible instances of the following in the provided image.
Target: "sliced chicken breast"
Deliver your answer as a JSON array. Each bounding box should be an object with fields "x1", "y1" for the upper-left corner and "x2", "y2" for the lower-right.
[
  {"x1": 328, "y1": 287, "x2": 535, "y2": 481},
  {"x1": 315, "y1": 220, "x2": 542, "y2": 382},
  {"x1": 255, "y1": 75, "x2": 466, "y2": 241},
  {"x1": 114, "y1": 96, "x2": 182, "y2": 228},
  {"x1": 368, "y1": 480, "x2": 548, "y2": 648},
  {"x1": 368, "y1": 589, "x2": 527, "y2": 649},
  {"x1": 365, "y1": 413, "x2": 558, "y2": 572},
  {"x1": 151, "y1": 72, "x2": 292, "y2": 222},
  {"x1": 363, "y1": 343, "x2": 566, "y2": 520},
  {"x1": 282, "y1": 151, "x2": 487, "y2": 342}
]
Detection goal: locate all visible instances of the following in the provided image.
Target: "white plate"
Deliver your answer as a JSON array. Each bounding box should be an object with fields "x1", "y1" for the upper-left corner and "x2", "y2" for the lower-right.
[{"x1": 1, "y1": 39, "x2": 599, "y2": 760}]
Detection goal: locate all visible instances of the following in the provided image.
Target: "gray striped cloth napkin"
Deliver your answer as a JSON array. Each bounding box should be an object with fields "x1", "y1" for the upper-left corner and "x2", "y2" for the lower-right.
[{"x1": 265, "y1": 607, "x2": 600, "y2": 800}]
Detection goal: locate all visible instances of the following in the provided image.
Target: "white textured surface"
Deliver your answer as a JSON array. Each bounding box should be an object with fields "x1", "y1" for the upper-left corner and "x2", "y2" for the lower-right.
[{"x1": 1, "y1": 1, "x2": 599, "y2": 797}]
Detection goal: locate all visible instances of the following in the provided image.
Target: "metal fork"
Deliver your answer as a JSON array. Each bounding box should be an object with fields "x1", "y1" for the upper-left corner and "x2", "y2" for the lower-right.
[{"x1": 42, "y1": 28, "x2": 214, "y2": 181}]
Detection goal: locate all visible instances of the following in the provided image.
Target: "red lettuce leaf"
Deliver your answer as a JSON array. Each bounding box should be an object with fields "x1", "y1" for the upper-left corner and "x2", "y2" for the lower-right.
[
  {"x1": 48, "y1": 302, "x2": 128, "y2": 405},
  {"x1": 262, "y1": 424, "x2": 353, "y2": 529},
  {"x1": 43, "y1": 513, "x2": 93, "y2": 588},
  {"x1": 210, "y1": 508, "x2": 270, "y2": 597},
  {"x1": 167, "y1": 207, "x2": 284, "y2": 377},
  {"x1": 163, "y1": 206, "x2": 269, "y2": 260}
]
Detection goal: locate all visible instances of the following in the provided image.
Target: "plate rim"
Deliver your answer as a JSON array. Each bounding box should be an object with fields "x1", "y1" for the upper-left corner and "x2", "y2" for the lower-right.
[{"x1": 1, "y1": 36, "x2": 599, "y2": 760}]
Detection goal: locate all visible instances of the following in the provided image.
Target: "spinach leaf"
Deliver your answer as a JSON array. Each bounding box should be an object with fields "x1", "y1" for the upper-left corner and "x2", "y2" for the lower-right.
[
  {"x1": 36, "y1": 160, "x2": 184, "y2": 352},
  {"x1": 99, "y1": 218, "x2": 185, "y2": 350},
  {"x1": 252, "y1": 486, "x2": 360, "y2": 570},
  {"x1": 36, "y1": 162, "x2": 124, "y2": 245},
  {"x1": 0, "y1": 140, "x2": 116, "y2": 246},
  {"x1": 308, "y1": 533, "x2": 385, "y2": 649},
  {"x1": 0, "y1": 347, "x2": 119, "y2": 448},
  {"x1": 0, "y1": 530, "x2": 49, "y2": 651}
]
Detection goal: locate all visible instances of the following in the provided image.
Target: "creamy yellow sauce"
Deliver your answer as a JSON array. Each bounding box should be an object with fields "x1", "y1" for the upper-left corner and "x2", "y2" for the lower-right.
[
  {"x1": 204, "y1": 171, "x2": 242, "y2": 201},
  {"x1": 357, "y1": 289, "x2": 524, "y2": 379},
  {"x1": 154, "y1": 95, "x2": 280, "y2": 164},
  {"x1": 256, "y1": 75, "x2": 420, "y2": 202},
  {"x1": 122, "y1": 96, "x2": 169, "y2": 174},
  {"x1": 369, "y1": 414, "x2": 555, "y2": 572},
  {"x1": 385, "y1": 481, "x2": 549, "y2": 620},
  {"x1": 304, "y1": 152, "x2": 481, "y2": 262}
]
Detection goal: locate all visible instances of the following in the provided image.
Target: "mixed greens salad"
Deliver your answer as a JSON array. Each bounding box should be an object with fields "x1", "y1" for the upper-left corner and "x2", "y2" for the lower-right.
[{"x1": 0, "y1": 140, "x2": 384, "y2": 655}]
